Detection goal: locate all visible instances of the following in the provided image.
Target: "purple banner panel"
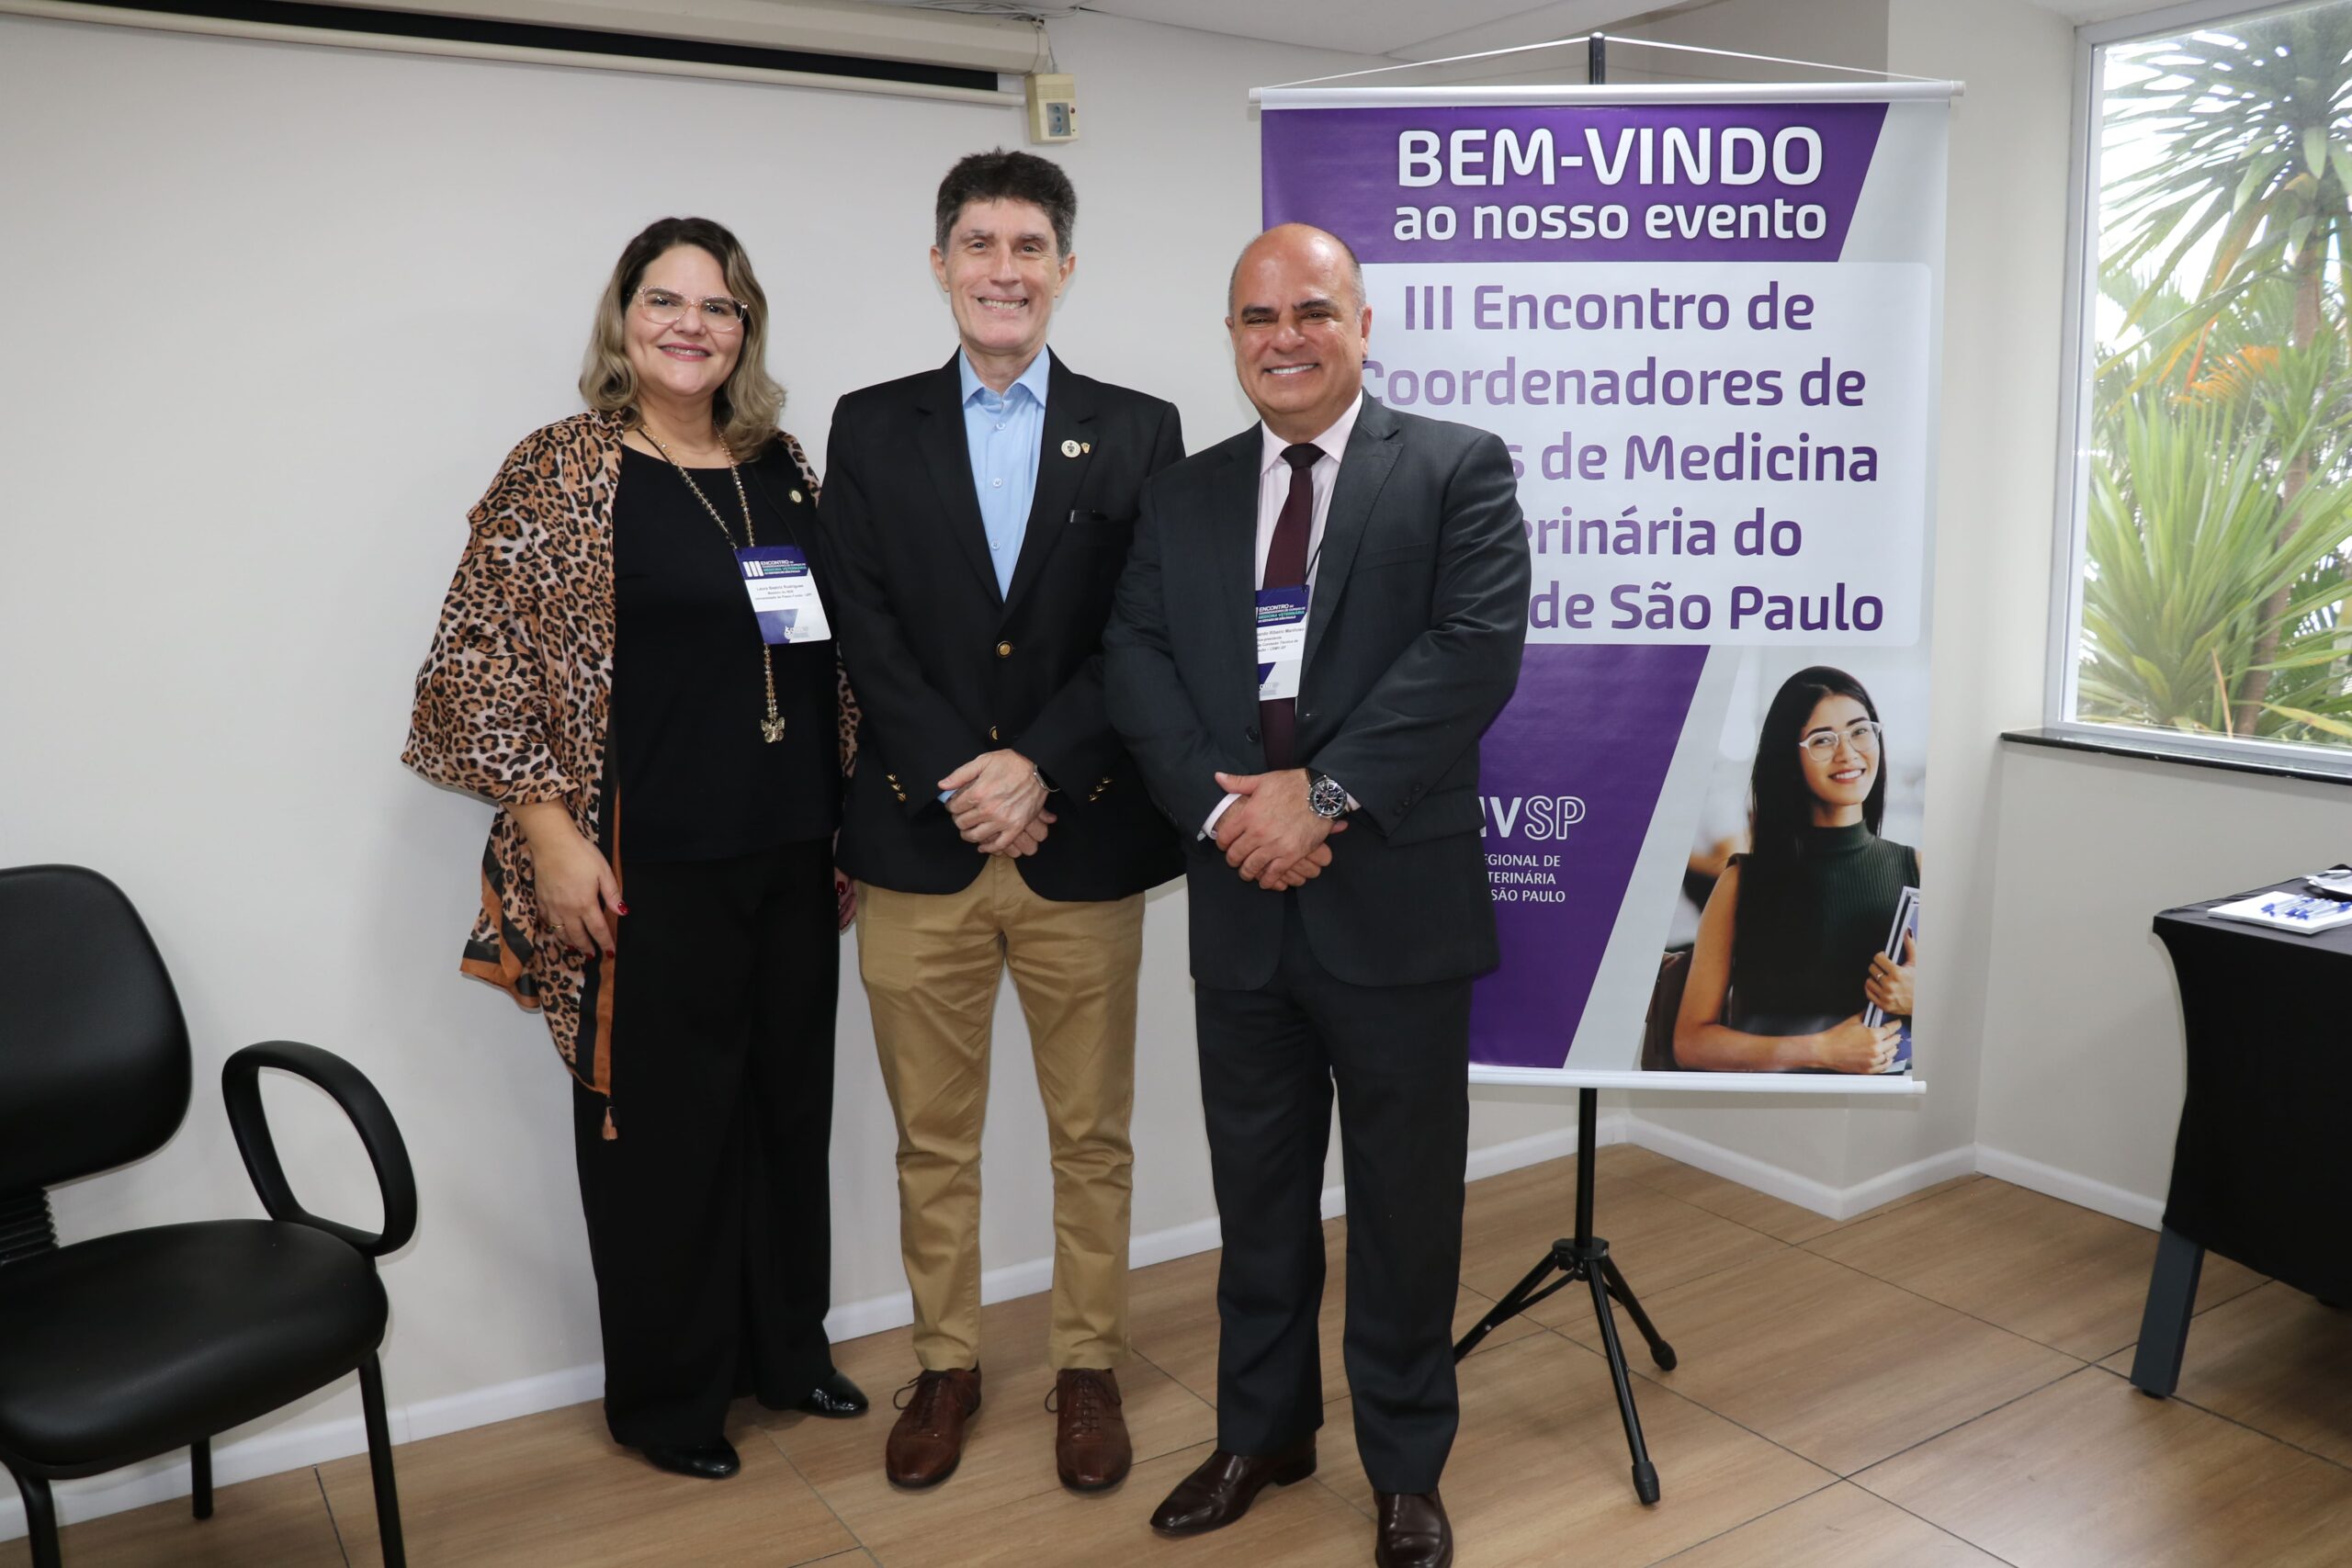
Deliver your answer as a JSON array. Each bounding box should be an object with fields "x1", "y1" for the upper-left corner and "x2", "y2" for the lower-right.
[
  {"x1": 1262, "y1": 103, "x2": 1886, "y2": 264},
  {"x1": 1469, "y1": 644, "x2": 1707, "y2": 1069}
]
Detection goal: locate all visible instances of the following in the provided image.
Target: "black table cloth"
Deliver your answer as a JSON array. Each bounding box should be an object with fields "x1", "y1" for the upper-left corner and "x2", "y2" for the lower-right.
[{"x1": 2132, "y1": 887, "x2": 2352, "y2": 1394}]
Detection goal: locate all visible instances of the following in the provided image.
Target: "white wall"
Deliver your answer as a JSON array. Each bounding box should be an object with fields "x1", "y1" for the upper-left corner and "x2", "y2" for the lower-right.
[
  {"x1": 1618, "y1": 0, "x2": 1889, "y2": 84},
  {"x1": 1614, "y1": 0, "x2": 2079, "y2": 1200},
  {"x1": 0, "y1": 0, "x2": 2144, "y2": 1534},
  {"x1": 1606, "y1": 0, "x2": 2307, "y2": 1246},
  {"x1": 0, "y1": 6, "x2": 1610, "y2": 1534},
  {"x1": 1975, "y1": 744, "x2": 2352, "y2": 1223}
]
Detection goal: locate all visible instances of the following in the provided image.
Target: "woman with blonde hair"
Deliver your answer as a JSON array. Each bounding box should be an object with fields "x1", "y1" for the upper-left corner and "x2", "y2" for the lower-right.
[{"x1": 405, "y1": 216, "x2": 865, "y2": 1479}]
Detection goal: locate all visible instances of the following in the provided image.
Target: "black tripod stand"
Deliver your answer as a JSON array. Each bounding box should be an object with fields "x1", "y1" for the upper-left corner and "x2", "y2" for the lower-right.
[{"x1": 1453, "y1": 1088, "x2": 1675, "y2": 1504}]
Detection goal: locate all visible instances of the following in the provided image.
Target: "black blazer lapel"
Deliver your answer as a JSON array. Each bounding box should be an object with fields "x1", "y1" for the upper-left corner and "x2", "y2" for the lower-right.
[
  {"x1": 1303, "y1": 396, "x2": 1403, "y2": 675},
  {"x1": 1001, "y1": 353, "x2": 1094, "y2": 619},
  {"x1": 1214, "y1": 434, "x2": 1265, "y2": 729},
  {"x1": 913, "y1": 355, "x2": 1003, "y2": 607}
]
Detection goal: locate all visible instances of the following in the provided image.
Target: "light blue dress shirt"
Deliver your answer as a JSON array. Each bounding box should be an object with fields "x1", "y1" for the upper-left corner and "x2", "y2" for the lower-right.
[{"x1": 959, "y1": 350, "x2": 1050, "y2": 598}]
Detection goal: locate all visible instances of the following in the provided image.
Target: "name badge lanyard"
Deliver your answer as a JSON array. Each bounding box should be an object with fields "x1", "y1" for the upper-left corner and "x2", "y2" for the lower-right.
[{"x1": 644, "y1": 431, "x2": 822, "y2": 743}]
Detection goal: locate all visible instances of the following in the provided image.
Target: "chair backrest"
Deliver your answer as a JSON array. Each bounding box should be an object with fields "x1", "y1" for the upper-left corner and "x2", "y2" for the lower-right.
[{"x1": 0, "y1": 865, "x2": 191, "y2": 1191}]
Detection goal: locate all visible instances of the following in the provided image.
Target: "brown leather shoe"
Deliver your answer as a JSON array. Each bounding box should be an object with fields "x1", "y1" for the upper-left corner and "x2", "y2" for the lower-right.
[
  {"x1": 884, "y1": 1367, "x2": 981, "y2": 1488},
  {"x1": 1148, "y1": 1439, "x2": 1316, "y2": 1535},
  {"x1": 1374, "y1": 1490, "x2": 1452, "y2": 1568},
  {"x1": 1050, "y1": 1368, "x2": 1131, "y2": 1492}
]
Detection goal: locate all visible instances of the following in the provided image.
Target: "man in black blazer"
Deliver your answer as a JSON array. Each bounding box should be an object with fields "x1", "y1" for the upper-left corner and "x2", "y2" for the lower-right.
[
  {"x1": 816, "y1": 151, "x2": 1183, "y2": 1495},
  {"x1": 1103, "y1": 224, "x2": 1529, "y2": 1568}
]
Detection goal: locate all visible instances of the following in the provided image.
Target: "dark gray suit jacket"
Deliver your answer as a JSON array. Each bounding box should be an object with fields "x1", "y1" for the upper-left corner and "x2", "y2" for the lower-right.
[{"x1": 1102, "y1": 395, "x2": 1530, "y2": 991}]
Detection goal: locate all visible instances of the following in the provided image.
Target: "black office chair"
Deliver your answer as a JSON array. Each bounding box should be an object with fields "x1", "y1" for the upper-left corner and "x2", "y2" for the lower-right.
[{"x1": 0, "y1": 864, "x2": 413, "y2": 1568}]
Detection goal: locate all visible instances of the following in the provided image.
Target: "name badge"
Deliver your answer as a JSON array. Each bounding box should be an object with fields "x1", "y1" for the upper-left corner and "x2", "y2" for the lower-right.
[
  {"x1": 737, "y1": 547, "x2": 831, "y2": 646},
  {"x1": 1255, "y1": 586, "x2": 1308, "y2": 701}
]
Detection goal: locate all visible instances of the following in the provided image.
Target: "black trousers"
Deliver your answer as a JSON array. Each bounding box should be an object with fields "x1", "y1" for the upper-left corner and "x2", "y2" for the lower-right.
[
  {"x1": 1193, "y1": 896, "x2": 1472, "y2": 1495},
  {"x1": 571, "y1": 837, "x2": 839, "y2": 1447}
]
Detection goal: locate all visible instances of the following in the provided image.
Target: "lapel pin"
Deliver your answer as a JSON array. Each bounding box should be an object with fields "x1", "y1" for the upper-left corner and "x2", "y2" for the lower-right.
[
  {"x1": 1082, "y1": 442, "x2": 1093, "y2": 454},
  {"x1": 789, "y1": 490, "x2": 804, "y2": 504},
  {"x1": 1061, "y1": 438, "x2": 1082, "y2": 458}
]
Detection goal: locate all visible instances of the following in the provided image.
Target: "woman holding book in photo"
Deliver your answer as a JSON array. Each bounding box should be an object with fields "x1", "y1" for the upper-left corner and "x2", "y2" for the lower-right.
[{"x1": 1672, "y1": 666, "x2": 1918, "y2": 1073}]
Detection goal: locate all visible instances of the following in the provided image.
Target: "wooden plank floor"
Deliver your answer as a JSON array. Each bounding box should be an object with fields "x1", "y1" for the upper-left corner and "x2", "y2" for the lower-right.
[{"x1": 10, "y1": 1145, "x2": 2348, "y2": 1566}]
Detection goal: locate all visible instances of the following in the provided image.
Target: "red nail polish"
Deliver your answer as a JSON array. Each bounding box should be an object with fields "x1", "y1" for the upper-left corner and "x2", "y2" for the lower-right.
[
  {"x1": 605, "y1": 949, "x2": 616, "y2": 960},
  {"x1": 615, "y1": 902, "x2": 630, "y2": 915}
]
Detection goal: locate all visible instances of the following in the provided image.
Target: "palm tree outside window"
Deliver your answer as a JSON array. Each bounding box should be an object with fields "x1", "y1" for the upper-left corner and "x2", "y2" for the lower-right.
[{"x1": 2060, "y1": 0, "x2": 2352, "y2": 760}]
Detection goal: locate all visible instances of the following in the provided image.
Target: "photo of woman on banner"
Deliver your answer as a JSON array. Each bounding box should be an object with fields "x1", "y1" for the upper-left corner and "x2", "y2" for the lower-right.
[{"x1": 1668, "y1": 665, "x2": 1919, "y2": 1074}]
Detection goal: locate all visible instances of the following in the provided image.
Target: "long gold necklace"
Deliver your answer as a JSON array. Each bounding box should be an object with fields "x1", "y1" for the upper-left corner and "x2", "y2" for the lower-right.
[{"x1": 641, "y1": 426, "x2": 786, "y2": 743}]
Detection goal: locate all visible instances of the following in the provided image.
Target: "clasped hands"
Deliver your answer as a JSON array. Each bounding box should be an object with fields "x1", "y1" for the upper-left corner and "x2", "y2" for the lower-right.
[
  {"x1": 941, "y1": 749, "x2": 1055, "y2": 856},
  {"x1": 1214, "y1": 769, "x2": 1345, "y2": 891}
]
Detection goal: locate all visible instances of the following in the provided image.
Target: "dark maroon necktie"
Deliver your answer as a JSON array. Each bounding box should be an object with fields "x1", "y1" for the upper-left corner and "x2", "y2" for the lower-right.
[{"x1": 1260, "y1": 443, "x2": 1320, "y2": 770}]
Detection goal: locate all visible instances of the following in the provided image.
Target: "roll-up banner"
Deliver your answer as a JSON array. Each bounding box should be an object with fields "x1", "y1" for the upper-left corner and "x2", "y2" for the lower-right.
[{"x1": 1260, "y1": 84, "x2": 1951, "y2": 1092}]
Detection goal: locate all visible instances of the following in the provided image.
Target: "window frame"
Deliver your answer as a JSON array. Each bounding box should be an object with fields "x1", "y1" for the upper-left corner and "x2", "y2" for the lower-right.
[{"x1": 2043, "y1": 0, "x2": 2352, "y2": 782}]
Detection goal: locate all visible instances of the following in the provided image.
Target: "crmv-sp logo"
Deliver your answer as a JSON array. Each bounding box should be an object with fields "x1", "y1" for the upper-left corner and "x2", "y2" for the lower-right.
[{"x1": 1478, "y1": 795, "x2": 1586, "y2": 839}]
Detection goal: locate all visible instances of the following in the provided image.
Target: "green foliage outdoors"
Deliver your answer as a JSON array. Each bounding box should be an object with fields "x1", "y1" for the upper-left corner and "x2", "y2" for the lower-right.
[{"x1": 2086, "y1": 5, "x2": 2352, "y2": 744}]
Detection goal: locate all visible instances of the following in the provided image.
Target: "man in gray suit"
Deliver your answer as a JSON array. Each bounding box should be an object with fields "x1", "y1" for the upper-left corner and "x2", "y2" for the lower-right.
[{"x1": 1102, "y1": 224, "x2": 1529, "y2": 1568}]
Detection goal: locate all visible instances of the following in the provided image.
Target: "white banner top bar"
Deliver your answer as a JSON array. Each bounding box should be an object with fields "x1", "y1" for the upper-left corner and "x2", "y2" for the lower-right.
[{"x1": 1253, "y1": 82, "x2": 1963, "y2": 109}]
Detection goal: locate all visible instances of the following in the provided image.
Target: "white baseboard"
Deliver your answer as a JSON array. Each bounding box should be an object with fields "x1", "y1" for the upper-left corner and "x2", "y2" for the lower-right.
[
  {"x1": 7, "y1": 1113, "x2": 2173, "y2": 1547},
  {"x1": 16, "y1": 1117, "x2": 2144, "y2": 1547},
  {"x1": 0, "y1": 1401, "x2": 369, "y2": 1541},
  {"x1": 1837, "y1": 1144, "x2": 1984, "y2": 1219},
  {"x1": 0, "y1": 1107, "x2": 1626, "y2": 1545},
  {"x1": 1465, "y1": 1112, "x2": 1628, "y2": 1184},
  {"x1": 1622, "y1": 1119, "x2": 2167, "y2": 1232},
  {"x1": 1975, "y1": 1144, "x2": 2165, "y2": 1230},
  {"x1": 1623, "y1": 1119, "x2": 1977, "y2": 1223},
  {"x1": 824, "y1": 1115, "x2": 1626, "y2": 1341},
  {"x1": 0, "y1": 1358, "x2": 615, "y2": 1544}
]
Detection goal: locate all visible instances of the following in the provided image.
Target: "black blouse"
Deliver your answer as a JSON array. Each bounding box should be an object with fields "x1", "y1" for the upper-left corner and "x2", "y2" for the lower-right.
[
  {"x1": 1727, "y1": 822, "x2": 1917, "y2": 1037},
  {"x1": 610, "y1": 443, "x2": 839, "y2": 861}
]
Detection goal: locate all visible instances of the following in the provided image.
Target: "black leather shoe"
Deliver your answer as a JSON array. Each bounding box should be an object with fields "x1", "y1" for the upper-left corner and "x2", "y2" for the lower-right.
[
  {"x1": 1148, "y1": 1440, "x2": 1316, "y2": 1535},
  {"x1": 1374, "y1": 1489, "x2": 1452, "y2": 1568},
  {"x1": 796, "y1": 1369, "x2": 869, "y2": 1418},
  {"x1": 639, "y1": 1439, "x2": 741, "y2": 1480}
]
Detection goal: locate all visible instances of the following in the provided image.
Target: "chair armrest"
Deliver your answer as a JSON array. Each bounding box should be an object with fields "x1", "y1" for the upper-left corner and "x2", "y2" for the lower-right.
[{"x1": 221, "y1": 1041, "x2": 417, "y2": 1258}]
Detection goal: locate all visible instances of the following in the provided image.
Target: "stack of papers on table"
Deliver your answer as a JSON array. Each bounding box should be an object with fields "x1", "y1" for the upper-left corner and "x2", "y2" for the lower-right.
[
  {"x1": 2210, "y1": 888, "x2": 2352, "y2": 935},
  {"x1": 2303, "y1": 865, "x2": 2352, "y2": 898}
]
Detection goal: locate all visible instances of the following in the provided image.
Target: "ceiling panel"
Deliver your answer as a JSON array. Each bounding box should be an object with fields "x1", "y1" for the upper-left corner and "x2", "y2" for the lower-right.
[
  {"x1": 1391, "y1": 0, "x2": 1711, "y2": 62},
  {"x1": 1073, "y1": 0, "x2": 1573, "y2": 55},
  {"x1": 869, "y1": 0, "x2": 2206, "y2": 61}
]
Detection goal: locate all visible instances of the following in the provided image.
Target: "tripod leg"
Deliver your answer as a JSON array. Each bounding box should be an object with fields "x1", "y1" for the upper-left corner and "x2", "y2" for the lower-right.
[
  {"x1": 1455, "y1": 1246, "x2": 1567, "y2": 1360},
  {"x1": 1586, "y1": 1255, "x2": 1661, "y2": 1505},
  {"x1": 1599, "y1": 1255, "x2": 1678, "y2": 1371}
]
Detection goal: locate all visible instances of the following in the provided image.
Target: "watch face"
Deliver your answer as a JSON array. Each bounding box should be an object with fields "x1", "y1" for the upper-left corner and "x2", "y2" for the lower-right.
[{"x1": 1310, "y1": 775, "x2": 1346, "y2": 818}]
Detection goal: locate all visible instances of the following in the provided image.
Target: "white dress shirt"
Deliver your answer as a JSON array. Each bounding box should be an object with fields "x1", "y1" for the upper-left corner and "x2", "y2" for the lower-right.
[{"x1": 1204, "y1": 394, "x2": 1365, "y2": 839}]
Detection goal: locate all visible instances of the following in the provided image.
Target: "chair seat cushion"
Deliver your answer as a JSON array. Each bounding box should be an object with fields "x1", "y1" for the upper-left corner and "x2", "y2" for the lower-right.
[{"x1": 0, "y1": 1220, "x2": 384, "y2": 1469}]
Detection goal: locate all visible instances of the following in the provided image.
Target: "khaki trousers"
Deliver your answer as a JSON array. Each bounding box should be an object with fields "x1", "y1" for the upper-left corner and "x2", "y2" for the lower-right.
[{"x1": 856, "y1": 855, "x2": 1143, "y2": 1371}]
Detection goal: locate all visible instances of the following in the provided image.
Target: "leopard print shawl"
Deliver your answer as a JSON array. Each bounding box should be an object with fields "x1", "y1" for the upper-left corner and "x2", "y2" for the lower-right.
[{"x1": 402, "y1": 409, "x2": 854, "y2": 1124}]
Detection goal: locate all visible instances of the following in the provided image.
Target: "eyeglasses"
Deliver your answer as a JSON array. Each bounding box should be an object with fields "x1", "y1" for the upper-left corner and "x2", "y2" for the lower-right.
[
  {"x1": 633, "y1": 288, "x2": 748, "y2": 333},
  {"x1": 1798, "y1": 719, "x2": 1883, "y2": 759}
]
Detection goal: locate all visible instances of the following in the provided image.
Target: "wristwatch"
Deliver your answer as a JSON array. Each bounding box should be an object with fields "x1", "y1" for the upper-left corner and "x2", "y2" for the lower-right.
[{"x1": 1307, "y1": 771, "x2": 1350, "y2": 820}]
